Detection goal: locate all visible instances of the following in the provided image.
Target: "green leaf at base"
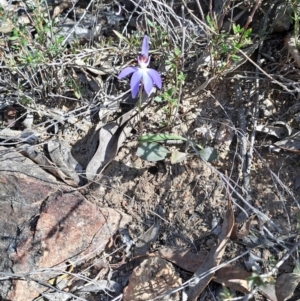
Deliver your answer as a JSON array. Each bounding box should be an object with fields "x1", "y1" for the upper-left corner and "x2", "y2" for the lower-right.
[{"x1": 136, "y1": 142, "x2": 170, "y2": 162}]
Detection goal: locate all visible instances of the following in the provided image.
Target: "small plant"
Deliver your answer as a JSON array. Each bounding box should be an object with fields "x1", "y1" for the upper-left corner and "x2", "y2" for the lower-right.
[
  {"x1": 248, "y1": 273, "x2": 266, "y2": 289},
  {"x1": 146, "y1": 19, "x2": 170, "y2": 51},
  {"x1": 155, "y1": 88, "x2": 178, "y2": 126},
  {"x1": 5, "y1": 0, "x2": 65, "y2": 66},
  {"x1": 117, "y1": 23, "x2": 186, "y2": 128},
  {"x1": 206, "y1": 14, "x2": 253, "y2": 74},
  {"x1": 248, "y1": 272, "x2": 274, "y2": 290},
  {"x1": 155, "y1": 46, "x2": 186, "y2": 127},
  {"x1": 0, "y1": 0, "x2": 80, "y2": 101},
  {"x1": 217, "y1": 286, "x2": 233, "y2": 301},
  {"x1": 267, "y1": 255, "x2": 277, "y2": 270}
]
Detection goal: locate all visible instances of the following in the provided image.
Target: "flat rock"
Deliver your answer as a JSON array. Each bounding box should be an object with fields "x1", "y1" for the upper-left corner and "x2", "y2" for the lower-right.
[{"x1": 0, "y1": 147, "x2": 131, "y2": 301}]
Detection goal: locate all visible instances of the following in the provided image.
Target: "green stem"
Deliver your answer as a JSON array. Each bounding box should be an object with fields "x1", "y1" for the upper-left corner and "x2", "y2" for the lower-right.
[
  {"x1": 170, "y1": 66, "x2": 178, "y2": 125},
  {"x1": 138, "y1": 85, "x2": 143, "y2": 133}
]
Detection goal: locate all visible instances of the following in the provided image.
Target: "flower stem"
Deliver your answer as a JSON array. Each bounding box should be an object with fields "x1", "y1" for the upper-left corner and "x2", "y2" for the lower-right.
[{"x1": 138, "y1": 85, "x2": 143, "y2": 133}]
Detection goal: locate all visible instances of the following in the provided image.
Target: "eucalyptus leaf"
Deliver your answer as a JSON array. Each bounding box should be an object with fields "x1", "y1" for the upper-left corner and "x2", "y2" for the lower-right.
[
  {"x1": 139, "y1": 133, "x2": 186, "y2": 143},
  {"x1": 86, "y1": 109, "x2": 137, "y2": 181},
  {"x1": 199, "y1": 147, "x2": 218, "y2": 162},
  {"x1": 86, "y1": 91, "x2": 152, "y2": 181},
  {"x1": 137, "y1": 142, "x2": 170, "y2": 162}
]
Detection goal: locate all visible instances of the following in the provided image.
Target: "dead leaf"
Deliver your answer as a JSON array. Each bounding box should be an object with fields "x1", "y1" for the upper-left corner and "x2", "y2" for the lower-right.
[
  {"x1": 98, "y1": 98, "x2": 121, "y2": 125},
  {"x1": 157, "y1": 248, "x2": 208, "y2": 273},
  {"x1": 74, "y1": 280, "x2": 122, "y2": 293},
  {"x1": 8, "y1": 131, "x2": 38, "y2": 145},
  {"x1": 170, "y1": 150, "x2": 186, "y2": 164},
  {"x1": 275, "y1": 273, "x2": 300, "y2": 301},
  {"x1": 134, "y1": 219, "x2": 160, "y2": 257},
  {"x1": 258, "y1": 283, "x2": 278, "y2": 301},
  {"x1": 157, "y1": 248, "x2": 250, "y2": 294},
  {"x1": 187, "y1": 196, "x2": 234, "y2": 300},
  {"x1": 273, "y1": 131, "x2": 300, "y2": 153},
  {"x1": 231, "y1": 219, "x2": 251, "y2": 240},
  {"x1": 256, "y1": 122, "x2": 292, "y2": 139},
  {"x1": 19, "y1": 145, "x2": 79, "y2": 187},
  {"x1": 47, "y1": 140, "x2": 81, "y2": 186},
  {"x1": 74, "y1": 55, "x2": 114, "y2": 76},
  {"x1": 0, "y1": 19, "x2": 14, "y2": 33},
  {"x1": 213, "y1": 266, "x2": 251, "y2": 294},
  {"x1": 86, "y1": 108, "x2": 138, "y2": 181},
  {"x1": 52, "y1": 1, "x2": 71, "y2": 18},
  {"x1": 86, "y1": 92, "x2": 152, "y2": 181}
]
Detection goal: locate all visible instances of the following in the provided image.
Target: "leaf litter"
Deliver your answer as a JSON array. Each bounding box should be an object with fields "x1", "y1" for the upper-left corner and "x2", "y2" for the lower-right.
[
  {"x1": 1, "y1": 1, "x2": 300, "y2": 301},
  {"x1": 187, "y1": 187, "x2": 235, "y2": 300}
]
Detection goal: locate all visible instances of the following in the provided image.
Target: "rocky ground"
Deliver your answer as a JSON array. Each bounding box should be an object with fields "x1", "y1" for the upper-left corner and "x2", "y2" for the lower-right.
[{"x1": 1, "y1": 0, "x2": 300, "y2": 300}]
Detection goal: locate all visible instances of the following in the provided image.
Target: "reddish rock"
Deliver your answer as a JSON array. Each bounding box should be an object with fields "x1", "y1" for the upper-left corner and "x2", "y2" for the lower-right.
[
  {"x1": 0, "y1": 147, "x2": 131, "y2": 301},
  {"x1": 0, "y1": 146, "x2": 59, "y2": 299},
  {"x1": 9, "y1": 192, "x2": 131, "y2": 301}
]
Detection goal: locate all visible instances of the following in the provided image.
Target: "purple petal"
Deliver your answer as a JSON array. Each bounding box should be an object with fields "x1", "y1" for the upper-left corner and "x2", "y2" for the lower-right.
[
  {"x1": 118, "y1": 66, "x2": 138, "y2": 79},
  {"x1": 142, "y1": 70, "x2": 154, "y2": 96},
  {"x1": 147, "y1": 68, "x2": 162, "y2": 89},
  {"x1": 130, "y1": 70, "x2": 142, "y2": 98},
  {"x1": 141, "y1": 36, "x2": 149, "y2": 57}
]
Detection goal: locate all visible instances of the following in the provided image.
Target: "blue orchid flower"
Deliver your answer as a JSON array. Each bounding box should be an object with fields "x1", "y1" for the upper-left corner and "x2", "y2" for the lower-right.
[{"x1": 118, "y1": 36, "x2": 162, "y2": 98}]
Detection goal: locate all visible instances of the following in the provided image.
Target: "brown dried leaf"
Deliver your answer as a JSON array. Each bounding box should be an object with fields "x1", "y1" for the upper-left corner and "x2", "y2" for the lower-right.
[
  {"x1": 213, "y1": 266, "x2": 251, "y2": 294},
  {"x1": 258, "y1": 283, "x2": 278, "y2": 301},
  {"x1": 86, "y1": 92, "x2": 152, "y2": 181},
  {"x1": 276, "y1": 273, "x2": 300, "y2": 301},
  {"x1": 19, "y1": 145, "x2": 79, "y2": 187},
  {"x1": 274, "y1": 131, "x2": 300, "y2": 154},
  {"x1": 47, "y1": 140, "x2": 81, "y2": 186},
  {"x1": 157, "y1": 248, "x2": 208, "y2": 273},
  {"x1": 0, "y1": 19, "x2": 14, "y2": 33},
  {"x1": 86, "y1": 108, "x2": 138, "y2": 181},
  {"x1": 187, "y1": 197, "x2": 234, "y2": 300},
  {"x1": 157, "y1": 248, "x2": 251, "y2": 294},
  {"x1": 231, "y1": 219, "x2": 251, "y2": 240},
  {"x1": 52, "y1": 1, "x2": 71, "y2": 18},
  {"x1": 135, "y1": 220, "x2": 160, "y2": 257}
]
